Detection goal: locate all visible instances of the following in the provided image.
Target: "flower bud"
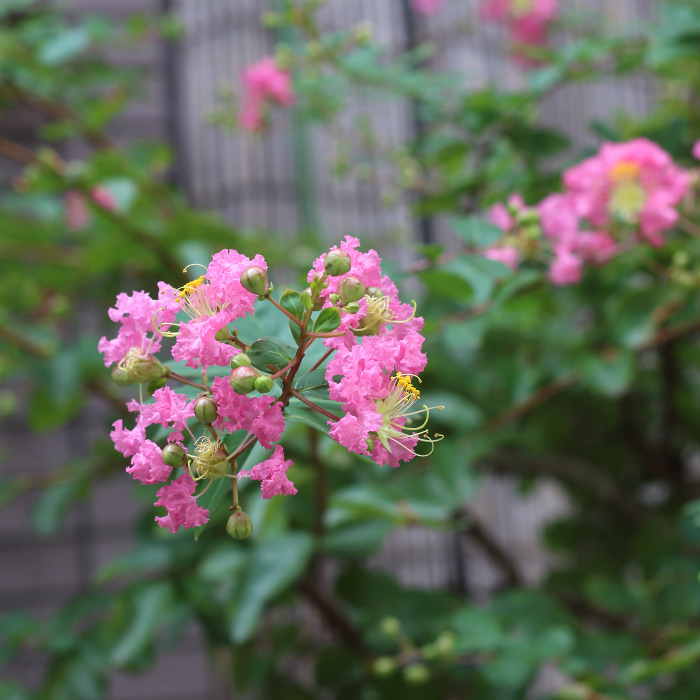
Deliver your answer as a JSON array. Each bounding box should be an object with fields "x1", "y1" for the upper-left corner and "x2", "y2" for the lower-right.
[
  {"x1": 215, "y1": 327, "x2": 230, "y2": 342},
  {"x1": 162, "y1": 443, "x2": 186, "y2": 468},
  {"x1": 226, "y1": 509, "x2": 254, "y2": 540},
  {"x1": 146, "y1": 377, "x2": 168, "y2": 395},
  {"x1": 516, "y1": 209, "x2": 539, "y2": 226},
  {"x1": 231, "y1": 353, "x2": 252, "y2": 368},
  {"x1": 111, "y1": 366, "x2": 135, "y2": 386},
  {"x1": 324, "y1": 248, "x2": 351, "y2": 276},
  {"x1": 120, "y1": 349, "x2": 164, "y2": 383},
  {"x1": 194, "y1": 396, "x2": 218, "y2": 424},
  {"x1": 343, "y1": 302, "x2": 360, "y2": 314},
  {"x1": 403, "y1": 664, "x2": 430, "y2": 685},
  {"x1": 240, "y1": 265, "x2": 268, "y2": 296},
  {"x1": 328, "y1": 293, "x2": 340, "y2": 305},
  {"x1": 254, "y1": 376, "x2": 274, "y2": 394},
  {"x1": 380, "y1": 617, "x2": 401, "y2": 637},
  {"x1": 338, "y1": 275, "x2": 366, "y2": 305},
  {"x1": 301, "y1": 287, "x2": 323, "y2": 311},
  {"x1": 372, "y1": 657, "x2": 396, "y2": 677},
  {"x1": 365, "y1": 437, "x2": 375, "y2": 452},
  {"x1": 230, "y1": 365, "x2": 260, "y2": 395},
  {"x1": 366, "y1": 286, "x2": 383, "y2": 298}
]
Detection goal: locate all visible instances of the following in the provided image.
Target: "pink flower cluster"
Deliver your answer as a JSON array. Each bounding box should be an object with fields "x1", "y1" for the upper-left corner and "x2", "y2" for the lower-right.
[
  {"x1": 307, "y1": 237, "x2": 434, "y2": 468},
  {"x1": 239, "y1": 57, "x2": 294, "y2": 132},
  {"x1": 65, "y1": 186, "x2": 117, "y2": 230},
  {"x1": 100, "y1": 239, "x2": 436, "y2": 535},
  {"x1": 481, "y1": 0, "x2": 558, "y2": 61},
  {"x1": 100, "y1": 248, "x2": 293, "y2": 534},
  {"x1": 482, "y1": 139, "x2": 690, "y2": 286}
]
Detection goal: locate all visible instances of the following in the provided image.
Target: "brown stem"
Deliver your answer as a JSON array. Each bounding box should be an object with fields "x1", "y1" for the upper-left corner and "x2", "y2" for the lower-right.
[
  {"x1": 309, "y1": 348, "x2": 333, "y2": 373},
  {"x1": 298, "y1": 579, "x2": 368, "y2": 656},
  {"x1": 290, "y1": 389, "x2": 340, "y2": 422},
  {"x1": 482, "y1": 313, "x2": 700, "y2": 434},
  {"x1": 0, "y1": 321, "x2": 51, "y2": 358},
  {"x1": 0, "y1": 136, "x2": 38, "y2": 165},
  {"x1": 461, "y1": 510, "x2": 524, "y2": 587},
  {"x1": 481, "y1": 374, "x2": 576, "y2": 434},
  {"x1": 264, "y1": 293, "x2": 303, "y2": 326},
  {"x1": 270, "y1": 358, "x2": 298, "y2": 381},
  {"x1": 168, "y1": 371, "x2": 209, "y2": 392}
]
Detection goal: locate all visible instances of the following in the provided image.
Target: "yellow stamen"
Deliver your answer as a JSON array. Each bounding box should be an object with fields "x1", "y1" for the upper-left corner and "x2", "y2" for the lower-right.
[{"x1": 610, "y1": 160, "x2": 640, "y2": 183}]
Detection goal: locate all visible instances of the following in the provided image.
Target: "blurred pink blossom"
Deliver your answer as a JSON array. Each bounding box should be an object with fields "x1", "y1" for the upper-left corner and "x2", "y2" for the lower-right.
[
  {"x1": 412, "y1": 0, "x2": 444, "y2": 15},
  {"x1": 239, "y1": 57, "x2": 294, "y2": 132}
]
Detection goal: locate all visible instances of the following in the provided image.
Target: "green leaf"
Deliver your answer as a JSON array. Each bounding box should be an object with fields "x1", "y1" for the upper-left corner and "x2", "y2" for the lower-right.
[
  {"x1": 312, "y1": 307, "x2": 341, "y2": 334},
  {"x1": 447, "y1": 256, "x2": 511, "y2": 304},
  {"x1": 95, "y1": 544, "x2": 172, "y2": 584},
  {"x1": 229, "y1": 533, "x2": 313, "y2": 642},
  {"x1": 452, "y1": 608, "x2": 503, "y2": 652},
  {"x1": 449, "y1": 216, "x2": 504, "y2": 248},
  {"x1": 285, "y1": 402, "x2": 334, "y2": 433},
  {"x1": 578, "y1": 351, "x2": 634, "y2": 398},
  {"x1": 294, "y1": 368, "x2": 329, "y2": 398},
  {"x1": 39, "y1": 27, "x2": 90, "y2": 65},
  {"x1": 279, "y1": 289, "x2": 304, "y2": 320},
  {"x1": 248, "y1": 337, "x2": 295, "y2": 370},
  {"x1": 33, "y1": 472, "x2": 88, "y2": 535},
  {"x1": 110, "y1": 582, "x2": 173, "y2": 668}
]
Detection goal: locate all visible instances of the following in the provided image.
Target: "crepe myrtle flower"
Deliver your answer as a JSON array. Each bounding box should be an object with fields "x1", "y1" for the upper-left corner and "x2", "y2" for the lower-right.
[{"x1": 100, "y1": 241, "x2": 442, "y2": 537}]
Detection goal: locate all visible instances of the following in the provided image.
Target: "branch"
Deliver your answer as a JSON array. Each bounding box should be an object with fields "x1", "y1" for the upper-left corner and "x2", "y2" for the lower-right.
[
  {"x1": 290, "y1": 389, "x2": 340, "y2": 422},
  {"x1": 298, "y1": 579, "x2": 368, "y2": 656},
  {"x1": 461, "y1": 509, "x2": 524, "y2": 587},
  {"x1": 481, "y1": 313, "x2": 700, "y2": 435}
]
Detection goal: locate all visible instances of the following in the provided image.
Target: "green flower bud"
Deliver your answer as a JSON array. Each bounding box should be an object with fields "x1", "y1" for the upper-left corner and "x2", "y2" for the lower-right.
[
  {"x1": 421, "y1": 643, "x2": 439, "y2": 661},
  {"x1": 366, "y1": 286, "x2": 383, "y2": 298},
  {"x1": 162, "y1": 443, "x2": 186, "y2": 468},
  {"x1": 301, "y1": 287, "x2": 323, "y2": 311},
  {"x1": 434, "y1": 631, "x2": 455, "y2": 655},
  {"x1": 230, "y1": 365, "x2": 260, "y2": 395},
  {"x1": 343, "y1": 301, "x2": 360, "y2": 314},
  {"x1": 215, "y1": 327, "x2": 230, "y2": 342},
  {"x1": 301, "y1": 288, "x2": 314, "y2": 310},
  {"x1": 365, "y1": 437, "x2": 375, "y2": 453},
  {"x1": 226, "y1": 509, "x2": 254, "y2": 540},
  {"x1": 111, "y1": 366, "x2": 135, "y2": 386},
  {"x1": 324, "y1": 248, "x2": 351, "y2": 276},
  {"x1": 380, "y1": 617, "x2": 401, "y2": 637},
  {"x1": 240, "y1": 265, "x2": 268, "y2": 296},
  {"x1": 118, "y1": 348, "x2": 164, "y2": 383},
  {"x1": 516, "y1": 209, "x2": 539, "y2": 226},
  {"x1": 231, "y1": 352, "x2": 252, "y2": 368},
  {"x1": 338, "y1": 275, "x2": 366, "y2": 304},
  {"x1": 194, "y1": 396, "x2": 218, "y2": 424},
  {"x1": 146, "y1": 377, "x2": 168, "y2": 395},
  {"x1": 403, "y1": 664, "x2": 430, "y2": 685},
  {"x1": 328, "y1": 293, "x2": 340, "y2": 305},
  {"x1": 372, "y1": 657, "x2": 396, "y2": 677},
  {"x1": 254, "y1": 375, "x2": 274, "y2": 394}
]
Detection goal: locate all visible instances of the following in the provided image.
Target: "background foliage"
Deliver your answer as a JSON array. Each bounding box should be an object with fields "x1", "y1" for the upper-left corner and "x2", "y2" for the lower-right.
[{"x1": 3, "y1": 0, "x2": 700, "y2": 698}]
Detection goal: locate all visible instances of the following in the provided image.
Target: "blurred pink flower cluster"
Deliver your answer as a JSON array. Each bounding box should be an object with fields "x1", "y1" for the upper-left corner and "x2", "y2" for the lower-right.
[
  {"x1": 481, "y1": 0, "x2": 558, "y2": 61},
  {"x1": 65, "y1": 186, "x2": 117, "y2": 230},
  {"x1": 483, "y1": 138, "x2": 691, "y2": 286},
  {"x1": 239, "y1": 57, "x2": 294, "y2": 132},
  {"x1": 411, "y1": 0, "x2": 444, "y2": 16}
]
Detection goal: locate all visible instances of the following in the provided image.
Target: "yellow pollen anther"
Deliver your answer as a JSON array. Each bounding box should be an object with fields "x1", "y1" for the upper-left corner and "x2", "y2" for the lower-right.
[
  {"x1": 610, "y1": 160, "x2": 640, "y2": 183},
  {"x1": 176, "y1": 275, "x2": 206, "y2": 301}
]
